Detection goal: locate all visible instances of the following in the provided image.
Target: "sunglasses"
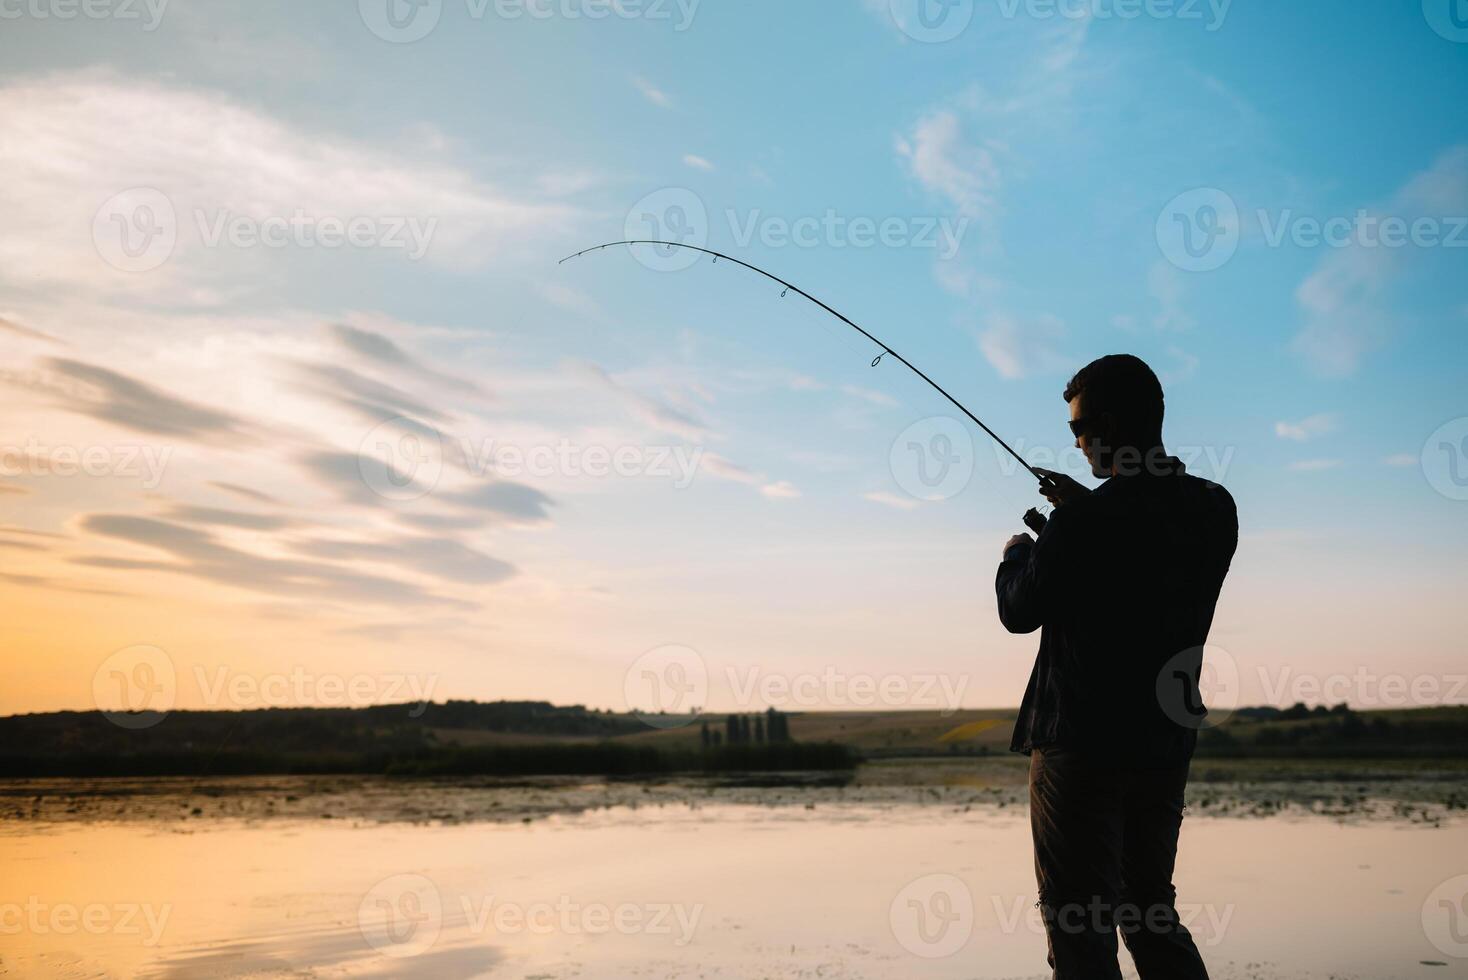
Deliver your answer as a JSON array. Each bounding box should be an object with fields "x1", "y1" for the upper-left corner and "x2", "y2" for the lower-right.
[{"x1": 1068, "y1": 417, "x2": 1091, "y2": 438}]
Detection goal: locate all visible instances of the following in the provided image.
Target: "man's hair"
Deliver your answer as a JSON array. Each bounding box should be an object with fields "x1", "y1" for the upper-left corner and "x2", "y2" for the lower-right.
[{"x1": 1063, "y1": 354, "x2": 1165, "y2": 446}]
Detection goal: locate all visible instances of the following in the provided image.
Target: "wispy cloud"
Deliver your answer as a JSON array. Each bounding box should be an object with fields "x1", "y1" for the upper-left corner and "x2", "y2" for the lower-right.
[
  {"x1": 682, "y1": 154, "x2": 715, "y2": 172},
  {"x1": 896, "y1": 110, "x2": 1001, "y2": 223},
  {"x1": 978, "y1": 312, "x2": 1068, "y2": 380},
  {"x1": 77, "y1": 514, "x2": 470, "y2": 607},
  {"x1": 0, "y1": 315, "x2": 66, "y2": 346},
  {"x1": 1288, "y1": 458, "x2": 1343, "y2": 472},
  {"x1": 0, "y1": 73, "x2": 581, "y2": 300},
  {"x1": 863, "y1": 491, "x2": 921, "y2": 511},
  {"x1": 632, "y1": 75, "x2": 672, "y2": 108},
  {"x1": 1275, "y1": 413, "x2": 1338, "y2": 442},
  {"x1": 573, "y1": 361, "x2": 709, "y2": 442},
  {"x1": 759, "y1": 480, "x2": 801, "y2": 500},
  {"x1": 208, "y1": 481, "x2": 281, "y2": 505},
  {"x1": 327, "y1": 323, "x2": 479, "y2": 396},
  {"x1": 1292, "y1": 145, "x2": 1468, "y2": 375},
  {"x1": 7, "y1": 357, "x2": 248, "y2": 439}
]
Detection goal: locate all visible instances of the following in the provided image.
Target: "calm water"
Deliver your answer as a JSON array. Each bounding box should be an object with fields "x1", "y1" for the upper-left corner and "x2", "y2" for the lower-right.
[{"x1": 4, "y1": 802, "x2": 1467, "y2": 979}]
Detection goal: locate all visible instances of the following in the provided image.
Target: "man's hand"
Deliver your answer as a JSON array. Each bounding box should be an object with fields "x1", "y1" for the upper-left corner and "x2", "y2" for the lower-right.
[
  {"x1": 1036, "y1": 468, "x2": 1090, "y2": 508},
  {"x1": 1003, "y1": 533, "x2": 1033, "y2": 558}
]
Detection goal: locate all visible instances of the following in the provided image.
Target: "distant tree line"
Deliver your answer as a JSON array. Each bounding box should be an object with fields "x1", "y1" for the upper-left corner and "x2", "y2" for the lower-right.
[{"x1": 699, "y1": 708, "x2": 791, "y2": 748}]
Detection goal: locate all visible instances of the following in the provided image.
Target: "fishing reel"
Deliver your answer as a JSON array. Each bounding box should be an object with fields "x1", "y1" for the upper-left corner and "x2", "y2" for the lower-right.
[
  {"x1": 1023, "y1": 508, "x2": 1049, "y2": 536},
  {"x1": 1022, "y1": 474, "x2": 1057, "y2": 535}
]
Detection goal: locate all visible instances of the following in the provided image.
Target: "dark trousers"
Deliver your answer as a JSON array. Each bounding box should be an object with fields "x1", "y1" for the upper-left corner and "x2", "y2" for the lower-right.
[{"x1": 1028, "y1": 747, "x2": 1210, "y2": 980}]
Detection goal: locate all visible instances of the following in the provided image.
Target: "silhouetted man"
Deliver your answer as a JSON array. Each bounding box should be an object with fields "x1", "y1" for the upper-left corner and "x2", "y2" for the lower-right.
[{"x1": 996, "y1": 354, "x2": 1237, "y2": 979}]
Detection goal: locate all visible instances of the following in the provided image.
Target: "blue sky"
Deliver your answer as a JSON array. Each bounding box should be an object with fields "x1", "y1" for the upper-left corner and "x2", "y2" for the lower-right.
[{"x1": 1, "y1": 0, "x2": 1465, "y2": 716}]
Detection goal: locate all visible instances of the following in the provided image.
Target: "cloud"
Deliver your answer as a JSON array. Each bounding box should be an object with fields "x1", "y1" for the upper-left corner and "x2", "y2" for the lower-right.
[
  {"x1": 863, "y1": 491, "x2": 921, "y2": 511},
  {"x1": 759, "y1": 481, "x2": 801, "y2": 500},
  {"x1": 209, "y1": 481, "x2": 280, "y2": 505},
  {"x1": 162, "y1": 504, "x2": 301, "y2": 532},
  {"x1": 299, "y1": 449, "x2": 556, "y2": 528},
  {"x1": 1160, "y1": 346, "x2": 1200, "y2": 385},
  {"x1": 896, "y1": 110, "x2": 1001, "y2": 222},
  {"x1": 0, "y1": 73, "x2": 580, "y2": 299},
  {"x1": 699, "y1": 453, "x2": 760, "y2": 485},
  {"x1": 8, "y1": 357, "x2": 247, "y2": 439},
  {"x1": 1292, "y1": 145, "x2": 1468, "y2": 375},
  {"x1": 292, "y1": 536, "x2": 515, "y2": 585},
  {"x1": 437, "y1": 481, "x2": 556, "y2": 524},
  {"x1": 0, "y1": 570, "x2": 128, "y2": 598},
  {"x1": 76, "y1": 513, "x2": 467, "y2": 607},
  {"x1": 299, "y1": 451, "x2": 421, "y2": 508},
  {"x1": 632, "y1": 76, "x2": 672, "y2": 108},
  {"x1": 292, "y1": 361, "x2": 450, "y2": 425},
  {"x1": 534, "y1": 281, "x2": 603, "y2": 319},
  {"x1": 1148, "y1": 261, "x2": 1194, "y2": 332},
  {"x1": 1382, "y1": 453, "x2": 1418, "y2": 467},
  {"x1": 839, "y1": 385, "x2": 899, "y2": 408},
  {"x1": 572, "y1": 361, "x2": 708, "y2": 442},
  {"x1": 0, "y1": 316, "x2": 65, "y2": 346},
  {"x1": 1288, "y1": 458, "x2": 1343, "y2": 472},
  {"x1": 977, "y1": 312, "x2": 1068, "y2": 380},
  {"x1": 1275, "y1": 413, "x2": 1337, "y2": 442},
  {"x1": 327, "y1": 323, "x2": 479, "y2": 396},
  {"x1": 683, "y1": 154, "x2": 715, "y2": 172}
]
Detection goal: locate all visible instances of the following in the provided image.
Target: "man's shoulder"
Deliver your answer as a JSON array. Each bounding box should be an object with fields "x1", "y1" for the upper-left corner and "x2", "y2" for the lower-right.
[{"x1": 1178, "y1": 473, "x2": 1237, "y2": 519}]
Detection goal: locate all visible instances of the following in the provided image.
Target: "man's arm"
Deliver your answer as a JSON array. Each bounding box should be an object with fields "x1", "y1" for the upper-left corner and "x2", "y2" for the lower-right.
[{"x1": 994, "y1": 508, "x2": 1072, "y2": 635}]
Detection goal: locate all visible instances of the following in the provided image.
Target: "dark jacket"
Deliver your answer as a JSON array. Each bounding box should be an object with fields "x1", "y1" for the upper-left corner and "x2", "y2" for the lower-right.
[{"x1": 996, "y1": 457, "x2": 1238, "y2": 763}]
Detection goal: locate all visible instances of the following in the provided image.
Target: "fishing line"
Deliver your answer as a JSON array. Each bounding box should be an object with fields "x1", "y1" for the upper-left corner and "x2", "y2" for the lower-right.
[{"x1": 560, "y1": 240, "x2": 1057, "y2": 525}]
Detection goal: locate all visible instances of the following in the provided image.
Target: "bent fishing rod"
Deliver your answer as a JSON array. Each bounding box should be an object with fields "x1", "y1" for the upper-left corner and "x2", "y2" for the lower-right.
[{"x1": 559, "y1": 240, "x2": 1055, "y2": 534}]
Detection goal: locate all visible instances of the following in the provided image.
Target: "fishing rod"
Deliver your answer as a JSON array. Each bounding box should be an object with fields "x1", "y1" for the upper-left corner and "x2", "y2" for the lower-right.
[{"x1": 559, "y1": 240, "x2": 1055, "y2": 534}]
